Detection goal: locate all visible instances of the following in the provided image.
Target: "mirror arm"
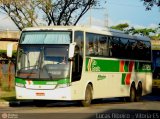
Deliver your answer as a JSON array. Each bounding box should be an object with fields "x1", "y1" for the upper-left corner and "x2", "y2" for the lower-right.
[{"x1": 68, "y1": 58, "x2": 74, "y2": 61}]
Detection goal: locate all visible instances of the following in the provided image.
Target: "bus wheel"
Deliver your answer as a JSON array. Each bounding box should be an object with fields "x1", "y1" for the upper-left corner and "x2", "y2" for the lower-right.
[
  {"x1": 81, "y1": 84, "x2": 92, "y2": 107},
  {"x1": 136, "y1": 83, "x2": 142, "y2": 102},
  {"x1": 129, "y1": 86, "x2": 136, "y2": 102}
]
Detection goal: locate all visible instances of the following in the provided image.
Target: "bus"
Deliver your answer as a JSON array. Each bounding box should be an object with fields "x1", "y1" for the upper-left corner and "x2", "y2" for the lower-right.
[
  {"x1": 151, "y1": 40, "x2": 160, "y2": 92},
  {"x1": 7, "y1": 26, "x2": 152, "y2": 107}
]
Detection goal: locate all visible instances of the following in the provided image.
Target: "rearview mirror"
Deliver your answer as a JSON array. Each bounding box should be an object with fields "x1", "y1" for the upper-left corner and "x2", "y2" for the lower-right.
[{"x1": 68, "y1": 42, "x2": 76, "y2": 58}]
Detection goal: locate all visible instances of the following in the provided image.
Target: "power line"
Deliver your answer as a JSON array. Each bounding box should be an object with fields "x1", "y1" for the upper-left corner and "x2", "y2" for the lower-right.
[{"x1": 107, "y1": 1, "x2": 142, "y2": 8}]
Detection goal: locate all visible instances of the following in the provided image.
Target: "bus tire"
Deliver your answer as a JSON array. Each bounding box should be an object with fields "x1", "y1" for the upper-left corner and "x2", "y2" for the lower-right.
[
  {"x1": 81, "y1": 84, "x2": 92, "y2": 107},
  {"x1": 136, "y1": 83, "x2": 142, "y2": 102},
  {"x1": 129, "y1": 86, "x2": 136, "y2": 102}
]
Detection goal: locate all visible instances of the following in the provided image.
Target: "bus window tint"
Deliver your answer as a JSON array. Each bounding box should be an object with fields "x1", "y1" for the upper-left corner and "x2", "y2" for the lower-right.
[
  {"x1": 128, "y1": 39, "x2": 136, "y2": 59},
  {"x1": 135, "y1": 41, "x2": 145, "y2": 60},
  {"x1": 144, "y1": 41, "x2": 151, "y2": 61},
  {"x1": 86, "y1": 33, "x2": 109, "y2": 57},
  {"x1": 72, "y1": 31, "x2": 84, "y2": 82},
  {"x1": 119, "y1": 38, "x2": 128, "y2": 59},
  {"x1": 109, "y1": 37, "x2": 120, "y2": 57},
  {"x1": 98, "y1": 36, "x2": 109, "y2": 56},
  {"x1": 74, "y1": 31, "x2": 84, "y2": 56},
  {"x1": 86, "y1": 33, "x2": 151, "y2": 61},
  {"x1": 86, "y1": 33, "x2": 95, "y2": 56}
]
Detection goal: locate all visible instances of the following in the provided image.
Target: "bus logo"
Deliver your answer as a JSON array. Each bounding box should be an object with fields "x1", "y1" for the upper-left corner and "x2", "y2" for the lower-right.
[{"x1": 88, "y1": 59, "x2": 100, "y2": 72}]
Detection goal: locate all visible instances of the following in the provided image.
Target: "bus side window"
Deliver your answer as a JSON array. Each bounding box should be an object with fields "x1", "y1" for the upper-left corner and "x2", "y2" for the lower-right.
[
  {"x1": 86, "y1": 33, "x2": 95, "y2": 56},
  {"x1": 109, "y1": 37, "x2": 119, "y2": 57},
  {"x1": 72, "y1": 45, "x2": 83, "y2": 82},
  {"x1": 72, "y1": 31, "x2": 84, "y2": 82},
  {"x1": 98, "y1": 36, "x2": 109, "y2": 57}
]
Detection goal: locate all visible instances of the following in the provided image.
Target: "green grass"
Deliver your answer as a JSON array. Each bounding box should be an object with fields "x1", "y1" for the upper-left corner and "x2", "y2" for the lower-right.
[
  {"x1": 0, "y1": 74, "x2": 16, "y2": 102},
  {"x1": 0, "y1": 90, "x2": 16, "y2": 102},
  {"x1": 0, "y1": 74, "x2": 15, "y2": 90},
  {"x1": 0, "y1": 50, "x2": 17, "y2": 58}
]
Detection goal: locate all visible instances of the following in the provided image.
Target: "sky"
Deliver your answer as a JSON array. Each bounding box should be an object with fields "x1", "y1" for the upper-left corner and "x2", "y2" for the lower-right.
[
  {"x1": 0, "y1": 0, "x2": 160, "y2": 30},
  {"x1": 79, "y1": 0, "x2": 160, "y2": 29}
]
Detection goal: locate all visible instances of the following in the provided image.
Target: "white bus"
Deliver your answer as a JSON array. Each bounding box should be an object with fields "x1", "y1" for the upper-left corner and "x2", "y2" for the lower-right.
[{"x1": 8, "y1": 26, "x2": 152, "y2": 106}]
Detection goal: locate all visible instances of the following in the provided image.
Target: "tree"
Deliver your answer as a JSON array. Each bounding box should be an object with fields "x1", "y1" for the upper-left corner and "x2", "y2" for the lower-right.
[
  {"x1": 111, "y1": 23, "x2": 159, "y2": 40},
  {"x1": 0, "y1": 0, "x2": 104, "y2": 30},
  {"x1": 141, "y1": 0, "x2": 160, "y2": 30},
  {"x1": 151, "y1": 33, "x2": 160, "y2": 40},
  {"x1": 142, "y1": 0, "x2": 160, "y2": 10},
  {"x1": 110, "y1": 23, "x2": 129, "y2": 31},
  {"x1": 0, "y1": 0, "x2": 39, "y2": 30},
  {"x1": 126, "y1": 27, "x2": 156, "y2": 36}
]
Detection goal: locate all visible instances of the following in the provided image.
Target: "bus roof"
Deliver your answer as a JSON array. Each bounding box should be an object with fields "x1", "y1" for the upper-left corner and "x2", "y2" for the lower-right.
[{"x1": 23, "y1": 25, "x2": 150, "y2": 42}]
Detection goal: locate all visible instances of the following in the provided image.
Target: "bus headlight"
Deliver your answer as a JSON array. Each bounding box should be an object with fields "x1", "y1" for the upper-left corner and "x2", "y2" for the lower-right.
[
  {"x1": 57, "y1": 84, "x2": 69, "y2": 88},
  {"x1": 16, "y1": 83, "x2": 25, "y2": 88}
]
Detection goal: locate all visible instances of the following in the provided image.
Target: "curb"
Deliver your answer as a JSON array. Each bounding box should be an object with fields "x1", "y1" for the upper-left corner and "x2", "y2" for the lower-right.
[
  {"x1": 0, "y1": 100, "x2": 33, "y2": 107},
  {"x1": 0, "y1": 101, "x2": 9, "y2": 107}
]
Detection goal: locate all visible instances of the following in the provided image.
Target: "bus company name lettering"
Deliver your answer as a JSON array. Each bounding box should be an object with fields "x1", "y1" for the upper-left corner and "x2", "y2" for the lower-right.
[
  {"x1": 97, "y1": 75, "x2": 106, "y2": 80},
  {"x1": 142, "y1": 64, "x2": 151, "y2": 71},
  {"x1": 92, "y1": 60, "x2": 100, "y2": 72}
]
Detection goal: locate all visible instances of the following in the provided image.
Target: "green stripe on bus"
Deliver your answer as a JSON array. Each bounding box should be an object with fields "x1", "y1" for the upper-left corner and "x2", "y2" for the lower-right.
[
  {"x1": 86, "y1": 58, "x2": 119, "y2": 72},
  {"x1": 86, "y1": 58, "x2": 152, "y2": 73},
  {"x1": 15, "y1": 77, "x2": 26, "y2": 84},
  {"x1": 15, "y1": 77, "x2": 70, "y2": 85},
  {"x1": 135, "y1": 62, "x2": 152, "y2": 72},
  {"x1": 124, "y1": 61, "x2": 129, "y2": 72},
  {"x1": 33, "y1": 78, "x2": 70, "y2": 85},
  {"x1": 121, "y1": 73, "x2": 126, "y2": 85}
]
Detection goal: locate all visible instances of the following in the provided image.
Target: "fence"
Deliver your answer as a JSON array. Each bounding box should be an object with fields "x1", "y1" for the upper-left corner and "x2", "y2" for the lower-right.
[{"x1": 0, "y1": 61, "x2": 15, "y2": 91}]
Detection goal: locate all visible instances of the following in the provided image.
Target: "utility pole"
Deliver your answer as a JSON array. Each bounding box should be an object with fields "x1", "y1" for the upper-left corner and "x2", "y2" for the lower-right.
[
  {"x1": 89, "y1": 7, "x2": 108, "y2": 27},
  {"x1": 104, "y1": 8, "x2": 109, "y2": 28}
]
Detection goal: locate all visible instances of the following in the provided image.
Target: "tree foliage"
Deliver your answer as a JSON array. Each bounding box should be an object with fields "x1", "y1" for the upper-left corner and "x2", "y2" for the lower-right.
[
  {"x1": 110, "y1": 23, "x2": 129, "y2": 31},
  {"x1": 0, "y1": 0, "x2": 104, "y2": 30},
  {"x1": 0, "y1": 0, "x2": 39, "y2": 30},
  {"x1": 126, "y1": 27, "x2": 156, "y2": 36},
  {"x1": 142, "y1": 0, "x2": 160, "y2": 10},
  {"x1": 111, "y1": 23, "x2": 159, "y2": 39},
  {"x1": 150, "y1": 34, "x2": 160, "y2": 40}
]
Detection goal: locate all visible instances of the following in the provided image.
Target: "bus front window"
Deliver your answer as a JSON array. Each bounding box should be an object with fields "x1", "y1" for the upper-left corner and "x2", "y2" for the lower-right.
[{"x1": 17, "y1": 45, "x2": 70, "y2": 80}]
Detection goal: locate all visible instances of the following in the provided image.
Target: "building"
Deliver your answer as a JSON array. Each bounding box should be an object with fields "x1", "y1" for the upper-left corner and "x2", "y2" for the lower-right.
[
  {"x1": 0, "y1": 30, "x2": 20, "y2": 62},
  {"x1": 0, "y1": 30, "x2": 20, "y2": 51}
]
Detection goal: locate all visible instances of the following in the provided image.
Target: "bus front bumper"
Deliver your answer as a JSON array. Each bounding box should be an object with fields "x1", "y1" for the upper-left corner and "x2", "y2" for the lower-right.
[{"x1": 15, "y1": 86, "x2": 72, "y2": 100}]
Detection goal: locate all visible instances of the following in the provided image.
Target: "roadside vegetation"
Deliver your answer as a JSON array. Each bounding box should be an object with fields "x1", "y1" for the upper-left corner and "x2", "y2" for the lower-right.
[
  {"x1": 111, "y1": 23, "x2": 160, "y2": 40},
  {"x1": 0, "y1": 62, "x2": 16, "y2": 102}
]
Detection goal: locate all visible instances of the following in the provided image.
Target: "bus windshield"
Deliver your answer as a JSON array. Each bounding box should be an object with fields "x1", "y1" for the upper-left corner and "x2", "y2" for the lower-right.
[
  {"x1": 20, "y1": 31, "x2": 71, "y2": 44},
  {"x1": 16, "y1": 45, "x2": 70, "y2": 80}
]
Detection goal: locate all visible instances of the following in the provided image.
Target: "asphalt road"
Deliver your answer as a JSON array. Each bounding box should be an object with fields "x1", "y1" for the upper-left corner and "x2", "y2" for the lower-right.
[{"x1": 0, "y1": 94, "x2": 160, "y2": 119}]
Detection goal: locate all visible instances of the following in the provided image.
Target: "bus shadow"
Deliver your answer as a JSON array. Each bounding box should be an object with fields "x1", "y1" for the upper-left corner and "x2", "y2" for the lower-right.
[
  {"x1": 9, "y1": 94, "x2": 160, "y2": 107},
  {"x1": 46, "y1": 98, "x2": 129, "y2": 107},
  {"x1": 74, "y1": 93, "x2": 160, "y2": 107},
  {"x1": 9, "y1": 99, "x2": 125, "y2": 107}
]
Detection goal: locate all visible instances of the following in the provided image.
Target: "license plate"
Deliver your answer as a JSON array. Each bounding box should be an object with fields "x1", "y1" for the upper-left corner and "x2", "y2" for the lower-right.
[{"x1": 36, "y1": 92, "x2": 45, "y2": 96}]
